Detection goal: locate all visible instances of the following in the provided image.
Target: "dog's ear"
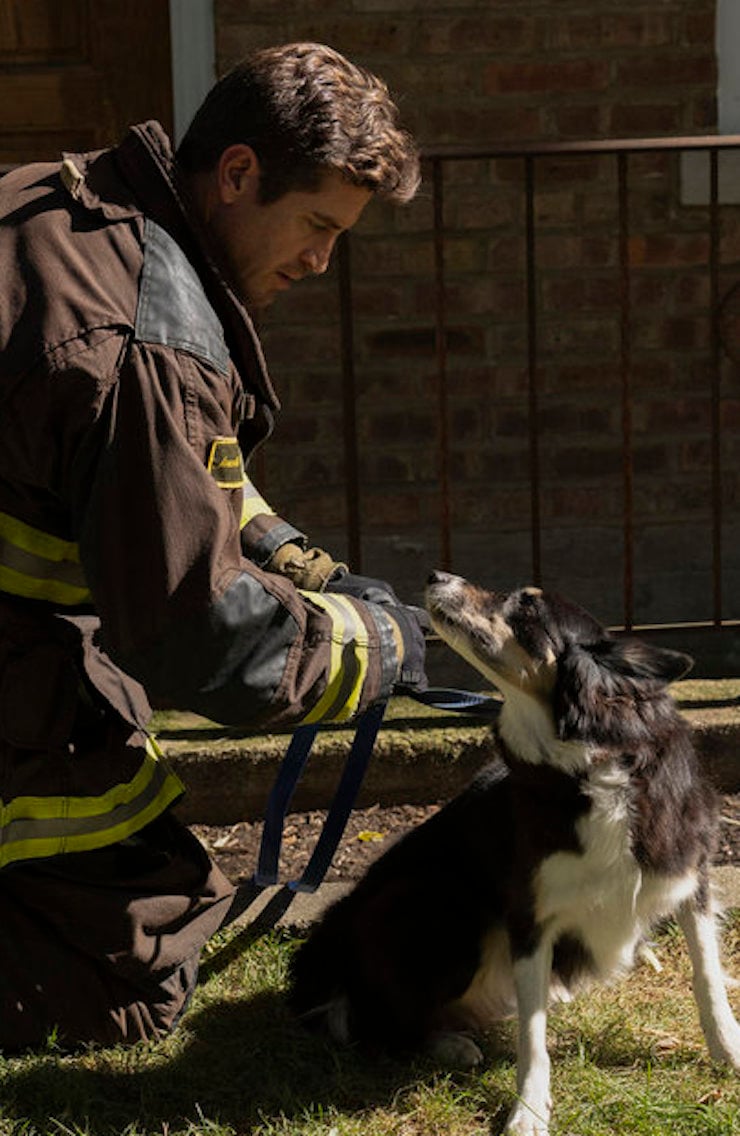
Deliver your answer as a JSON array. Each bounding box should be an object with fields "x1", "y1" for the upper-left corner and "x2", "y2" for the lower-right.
[
  {"x1": 594, "y1": 638, "x2": 694, "y2": 684},
  {"x1": 553, "y1": 637, "x2": 693, "y2": 744}
]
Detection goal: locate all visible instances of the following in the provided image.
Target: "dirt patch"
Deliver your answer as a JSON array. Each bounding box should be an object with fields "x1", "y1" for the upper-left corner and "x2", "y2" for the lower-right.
[{"x1": 191, "y1": 792, "x2": 740, "y2": 887}]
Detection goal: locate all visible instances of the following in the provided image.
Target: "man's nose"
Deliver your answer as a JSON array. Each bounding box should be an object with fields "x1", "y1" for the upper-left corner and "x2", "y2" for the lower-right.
[{"x1": 301, "y1": 239, "x2": 334, "y2": 275}]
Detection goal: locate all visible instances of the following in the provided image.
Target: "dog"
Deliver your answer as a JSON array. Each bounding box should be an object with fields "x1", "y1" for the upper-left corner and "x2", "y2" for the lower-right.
[{"x1": 289, "y1": 570, "x2": 740, "y2": 1135}]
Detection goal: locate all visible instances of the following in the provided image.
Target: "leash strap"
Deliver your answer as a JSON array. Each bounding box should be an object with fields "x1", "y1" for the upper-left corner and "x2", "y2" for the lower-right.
[
  {"x1": 254, "y1": 722, "x2": 319, "y2": 888},
  {"x1": 410, "y1": 686, "x2": 501, "y2": 717},
  {"x1": 288, "y1": 698, "x2": 387, "y2": 893},
  {"x1": 253, "y1": 686, "x2": 498, "y2": 894},
  {"x1": 254, "y1": 701, "x2": 387, "y2": 894}
]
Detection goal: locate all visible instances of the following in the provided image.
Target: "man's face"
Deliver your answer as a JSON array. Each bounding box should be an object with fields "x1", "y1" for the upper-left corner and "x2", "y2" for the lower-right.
[{"x1": 204, "y1": 153, "x2": 372, "y2": 311}]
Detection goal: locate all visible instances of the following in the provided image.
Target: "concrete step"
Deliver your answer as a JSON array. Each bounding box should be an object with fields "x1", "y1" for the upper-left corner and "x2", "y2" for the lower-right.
[{"x1": 158, "y1": 679, "x2": 740, "y2": 827}]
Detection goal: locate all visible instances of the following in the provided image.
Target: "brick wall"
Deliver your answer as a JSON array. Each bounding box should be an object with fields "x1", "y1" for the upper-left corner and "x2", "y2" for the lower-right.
[{"x1": 215, "y1": 0, "x2": 740, "y2": 634}]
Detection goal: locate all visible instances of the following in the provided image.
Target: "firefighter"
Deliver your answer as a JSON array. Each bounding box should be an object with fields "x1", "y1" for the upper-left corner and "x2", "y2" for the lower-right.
[{"x1": 0, "y1": 42, "x2": 426, "y2": 1050}]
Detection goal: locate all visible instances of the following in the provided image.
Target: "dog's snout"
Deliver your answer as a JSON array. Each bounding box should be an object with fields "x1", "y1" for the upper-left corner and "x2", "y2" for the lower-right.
[{"x1": 427, "y1": 570, "x2": 455, "y2": 586}]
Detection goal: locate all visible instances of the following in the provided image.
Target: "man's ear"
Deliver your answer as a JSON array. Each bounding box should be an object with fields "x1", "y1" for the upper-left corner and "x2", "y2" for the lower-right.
[{"x1": 217, "y1": 144, "x2": 261, "y2": 204}]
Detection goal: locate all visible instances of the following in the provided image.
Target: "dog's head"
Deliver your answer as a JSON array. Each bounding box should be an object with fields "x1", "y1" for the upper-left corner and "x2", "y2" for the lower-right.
[{"x1": 425, "y1": 570, "x2": 693, "y2": 750}]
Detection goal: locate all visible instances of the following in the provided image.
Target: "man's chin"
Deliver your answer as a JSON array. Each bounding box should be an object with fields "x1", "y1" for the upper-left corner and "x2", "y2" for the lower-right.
[{"x1": 239, "y1": 287, "x2": 277, "y2": 314}]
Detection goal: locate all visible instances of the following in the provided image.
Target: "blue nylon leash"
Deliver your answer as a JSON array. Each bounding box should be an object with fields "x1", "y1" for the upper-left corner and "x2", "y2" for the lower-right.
[
  {"x1": 410, "y1": 687, "x2": 502, "y2": 717},
  {"x1": 287, "y1": 698, "x2": 387, "y2": 893},
  {"x1": 253, "y1": 687, "x2": 499, "y2": 894},
  {"x1": 253, "y1": 721, "x2": 320, "y2": 888}
]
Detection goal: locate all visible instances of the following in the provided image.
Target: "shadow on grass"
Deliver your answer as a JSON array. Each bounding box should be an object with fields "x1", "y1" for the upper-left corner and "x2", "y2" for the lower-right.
[{"x1": 0, "y1": 988, "x2": 498, "y2": 1134}]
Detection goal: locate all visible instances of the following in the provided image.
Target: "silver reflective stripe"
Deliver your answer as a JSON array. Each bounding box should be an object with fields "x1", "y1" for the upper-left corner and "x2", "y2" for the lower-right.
[
  {"x1": 241, "y1": 479, "x2": 276, "y2": 528},
  {"x1": 299, "y1": 592, "x2": 369, "y2": 724},
  {"x1": 0, "y1": 738, "x2": 184, "y2": 868},
  {"x1": 0, "y1": 511, "x2": 90, "y2": 605}
]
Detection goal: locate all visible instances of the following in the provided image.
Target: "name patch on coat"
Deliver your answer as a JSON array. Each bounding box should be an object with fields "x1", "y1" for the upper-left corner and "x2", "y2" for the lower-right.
[{"x1": 207, "y1": 437, "x2": 246, "y2": 488}]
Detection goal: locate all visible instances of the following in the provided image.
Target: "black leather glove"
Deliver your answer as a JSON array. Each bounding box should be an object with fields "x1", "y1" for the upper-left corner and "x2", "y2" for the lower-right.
[
  {"x1": 384, "y1": 603, "x2": 429, "y2": 693},
  {"x1": 327, "y1": 571, "x2": 400, "y2": 605},
  {"x1": 328, "y1": 572, "x2": 429, "y2": 692}
]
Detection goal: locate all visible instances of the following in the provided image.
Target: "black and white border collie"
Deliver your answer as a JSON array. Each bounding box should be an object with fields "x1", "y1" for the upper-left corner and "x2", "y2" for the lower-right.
[{"x1": 289, "y1": 571, "x2": 740, "y2": 1136}]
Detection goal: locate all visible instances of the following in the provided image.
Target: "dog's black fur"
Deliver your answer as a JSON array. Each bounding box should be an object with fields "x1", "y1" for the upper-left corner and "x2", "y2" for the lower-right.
[{"x1": 289, "y1": 572, "x2": 740, "y2": 1135}]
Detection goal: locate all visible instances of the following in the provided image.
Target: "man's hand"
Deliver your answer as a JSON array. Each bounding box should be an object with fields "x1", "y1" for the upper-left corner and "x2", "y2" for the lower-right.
[{"x1": 267, "y1": 543, "x2": 347, "y2": 591}]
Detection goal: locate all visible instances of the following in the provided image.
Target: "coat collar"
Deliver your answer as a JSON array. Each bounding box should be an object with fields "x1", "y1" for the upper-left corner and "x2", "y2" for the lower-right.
[{"x1": 63, "y1": 121, "x2": 280, "y2": 411}]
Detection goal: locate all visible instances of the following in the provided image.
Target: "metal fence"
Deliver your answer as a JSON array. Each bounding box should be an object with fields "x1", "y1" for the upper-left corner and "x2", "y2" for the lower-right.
[{"x1": 331, "y1": 134, "x2": 740, "y2": 664}]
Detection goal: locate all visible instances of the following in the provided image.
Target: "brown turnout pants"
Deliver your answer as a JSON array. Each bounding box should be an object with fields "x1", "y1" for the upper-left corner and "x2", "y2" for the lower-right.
[{"x1": 0, "y1": 814, "x2": 235, "y2": 1052}]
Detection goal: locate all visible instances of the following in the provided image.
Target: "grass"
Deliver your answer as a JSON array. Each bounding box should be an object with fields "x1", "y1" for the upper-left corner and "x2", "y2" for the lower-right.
[{"x1": 1, "y1": 915, "x2": 740, "y2": 1136}]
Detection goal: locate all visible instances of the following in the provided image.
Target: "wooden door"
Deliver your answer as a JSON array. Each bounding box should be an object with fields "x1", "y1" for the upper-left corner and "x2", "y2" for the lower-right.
[{"x1": 0, "y1": 0, "x2": 173, "y2": 165}]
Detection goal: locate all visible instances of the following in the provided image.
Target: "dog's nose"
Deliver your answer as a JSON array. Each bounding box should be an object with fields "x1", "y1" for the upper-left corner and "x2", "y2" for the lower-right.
[{"x1": 427, "y1": 570, "x2": 454, "y2": 586}]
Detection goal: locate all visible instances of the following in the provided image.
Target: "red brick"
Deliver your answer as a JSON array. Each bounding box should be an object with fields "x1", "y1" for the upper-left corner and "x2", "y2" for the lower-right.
[
  {"x1": 485, "y1": 59, "x2": 610, "y2": 96},
  {"x1": 449, "y1": 16, "x2": 536, "y2": 54},
  {"x1": 545, "y1": 485, "x2": 622, "y2": 520},
  {"x1": 720, "y1": 401, "x2": 740, "y2": 430},
  {"x1": 364, "y1": 492, "x2": 423, "y2": 527},
  {"x1": 366, "y1": 409, "x2": 437, "y2": 444},
  {"x1": 603, "y1": 13, "x2": 675, "y2": 48},
  {"x1": 541, "y1": 14, "x2": 602, "y2": 52},
  {"x1": 616, "y1": 54, "x2": 716, "y2": 90},
  {"x1": 684, "y1": 10, "x2": 716, "y2": 47},
  {"x1": 544, "y1": 364, "x2": 622, "y2": 394},
  {"x1": 552, "y1": 105, "x2": 606, "y2": 140},
  {"x1": 366, "y1": 326, "x2": 484, "y2": 357},
  {"x1": 688, "y1": 94, "x2": 717, "y2": 131},
  {"x1": 541, "y1": 316, "x2": 619, "y2": 357},
  {"x1": 423, "y1": 103, "x2": 542, "y2": 144},
  {"x1": 646, "y1": 399, "x2": 711, "y2": 432},
  {"x1": 628, "y1": 234, "x2": 710, "y2": 268},
  {"x1": 680, "y1": 440, "x2": 712, "y2": 472},
  {"x1": 454, "y1": 488, "x2": 533, "y2": 526},
  {"x1": 609, "y1": 103, "x2": 682, "y2": 137},
  {"x1": 542, "y1": 275, "x2": 621, "y2": 313},
  {"x1": 550, "y1": 446, "x2": 625, "y2": 479}
]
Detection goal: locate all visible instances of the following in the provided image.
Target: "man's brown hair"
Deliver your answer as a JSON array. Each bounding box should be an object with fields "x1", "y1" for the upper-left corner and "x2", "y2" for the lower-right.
[{"x1": 176, "y1": 42, "x2": 420, "y2": 205}]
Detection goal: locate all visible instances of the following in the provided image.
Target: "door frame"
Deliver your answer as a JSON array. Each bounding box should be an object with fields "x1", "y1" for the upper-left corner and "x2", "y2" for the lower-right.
[{"x1": 169, "y1": 0, "x2": 216, "y2": 144}]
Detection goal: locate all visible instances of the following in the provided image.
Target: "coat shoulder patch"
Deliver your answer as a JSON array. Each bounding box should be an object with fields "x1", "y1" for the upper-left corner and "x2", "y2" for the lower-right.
[{"x1": 207, "y1": 436, "x2": 246, "y2": 488}]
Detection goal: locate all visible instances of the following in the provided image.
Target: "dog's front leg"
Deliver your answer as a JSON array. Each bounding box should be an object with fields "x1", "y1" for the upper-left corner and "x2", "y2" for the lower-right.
[
  {"x1": 677, "y1": 898, "x2": 740, "y2": 1069},
  {"x1": 504, "y1": 943, "x2": 553, "y2": 1136}
]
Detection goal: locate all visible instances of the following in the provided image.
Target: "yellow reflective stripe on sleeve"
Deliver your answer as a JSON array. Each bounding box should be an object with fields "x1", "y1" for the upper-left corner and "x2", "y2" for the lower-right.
[
  {"x1": 0, "y1": 736, "x2": 184, "y2": 869},
  {"x1": 0, "y1": 563, "x2": 91, "y2": 606},
  {"x1": 0, "y1": 510, "x2": 91, "y2": 605},
  {"x1": 0, "y1": 510, "x2": 81, "y2": 563},
  {"x1": 241, "y1": 478, "x2": 277, "y2": 529},
  {"x1": 299, "y1": 592, "x2": 369, "y2": 724}
]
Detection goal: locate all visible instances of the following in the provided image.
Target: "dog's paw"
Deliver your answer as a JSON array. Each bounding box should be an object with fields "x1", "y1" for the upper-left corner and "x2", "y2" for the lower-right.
[
  {"x1": 503, "y1": 1100, "x2": 550, "y2": 1136},
  {"x1": 706, "y1": 1028, "x2": 740, "y2": 1071},
  {"x1": 426, "y1": 1030, "x2": 483, "y2": 1070}
]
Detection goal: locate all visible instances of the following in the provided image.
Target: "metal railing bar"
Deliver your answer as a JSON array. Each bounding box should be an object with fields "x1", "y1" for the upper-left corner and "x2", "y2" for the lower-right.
[{"x1": 423, "y1": 134, "x2": 740, "y2": 162}]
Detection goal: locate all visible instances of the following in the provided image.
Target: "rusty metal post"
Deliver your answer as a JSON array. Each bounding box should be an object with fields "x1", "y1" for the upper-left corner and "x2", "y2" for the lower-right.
[
  {"x1": 709, "y1": 146, "x2": 722, "y2": 625},
  {"x1": 524, "y1": 155, "x2": 542, "y2": 584},
  {"x1": 432, "y1": 157, "x2": 452, "y2": 571},
  {"x1": 617, "y1": 152, "x2": 634, "y2": 630}
]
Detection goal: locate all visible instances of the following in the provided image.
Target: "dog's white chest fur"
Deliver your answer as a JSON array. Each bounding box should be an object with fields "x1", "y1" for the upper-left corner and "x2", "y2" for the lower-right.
[{"x1": 535, "y1": 761, "x2": 695, "y2": 979}]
